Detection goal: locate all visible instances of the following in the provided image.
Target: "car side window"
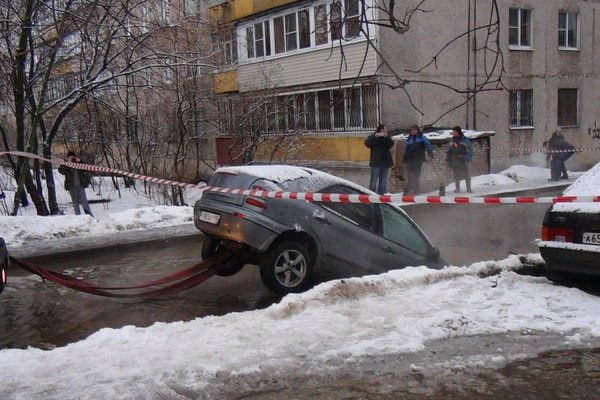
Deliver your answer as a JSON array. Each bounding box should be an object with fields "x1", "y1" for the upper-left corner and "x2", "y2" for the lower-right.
[
  {"x1": 319, "y1": 185, "x2": 375, "y2": 231},
  {"x1": 378, "y1": 204, "x2": 429, "y2": 255}
]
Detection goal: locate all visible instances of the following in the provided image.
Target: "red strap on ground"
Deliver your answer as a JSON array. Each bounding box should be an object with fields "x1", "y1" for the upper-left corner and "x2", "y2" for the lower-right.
[{"x1": 9, "y1": 251, "x2": 233, "y2": 299}]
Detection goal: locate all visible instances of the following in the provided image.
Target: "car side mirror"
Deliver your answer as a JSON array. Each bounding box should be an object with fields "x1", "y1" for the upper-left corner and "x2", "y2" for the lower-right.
[{"x1": 429, "y1": 246, "x2": 441, "y2": 261}]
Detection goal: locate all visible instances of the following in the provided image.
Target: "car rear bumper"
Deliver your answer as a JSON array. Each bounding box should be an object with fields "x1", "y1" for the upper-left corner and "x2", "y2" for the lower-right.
[
  {"x1": 194, "y1": 203, "x2": 281, "y2": 253},
  {"x1": 538, "y1": 241, "x2": 600, "y2": 276}
]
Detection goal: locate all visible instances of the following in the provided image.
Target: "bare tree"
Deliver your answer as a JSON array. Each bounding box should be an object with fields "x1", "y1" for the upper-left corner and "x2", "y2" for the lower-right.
[
  {"x1": 0, "y1": 0, "x2": 214, "y2": 215},
  {"x1": 342, "y1": 0, "x2": 504, "y2": 126}
]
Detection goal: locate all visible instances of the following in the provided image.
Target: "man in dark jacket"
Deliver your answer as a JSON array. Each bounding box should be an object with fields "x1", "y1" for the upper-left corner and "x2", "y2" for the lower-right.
[
  {"x1": 446, "y1": 126, "x2": 473, "y2": 193},
  {"x1": 364, "y1": 124, "x2": 394, "y2": 194},
  {"x1": 402, "y1": 125, "x2": 433, "y2": 195},
  {"x1": 58, "y1": 151, "x2": 94, "y2": 217},
  {"x1": 548, "y1": 132, "x2": 575, "y2": 181}
]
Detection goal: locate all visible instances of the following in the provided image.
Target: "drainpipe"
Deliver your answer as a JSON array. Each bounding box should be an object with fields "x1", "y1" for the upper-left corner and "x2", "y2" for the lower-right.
[
  {"x1": 472, "y1": 0, "x2": 477, "y2": 130},
  {"x1": 466, "y1": 1, "x2": 471, "y2": 129}
]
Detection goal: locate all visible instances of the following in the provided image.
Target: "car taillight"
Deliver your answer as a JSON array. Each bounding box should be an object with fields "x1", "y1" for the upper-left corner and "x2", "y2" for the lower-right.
[
  {"x1": 245, "y1": 197, "x2": 267, "y2": 209},
  {"x1": 542, "y1": 225, "x2": 574, "y2": 242}
]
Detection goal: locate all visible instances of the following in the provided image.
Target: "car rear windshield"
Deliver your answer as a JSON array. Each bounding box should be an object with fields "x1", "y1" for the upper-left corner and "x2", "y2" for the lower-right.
[
  {"x1": 209, "y1": 172, "x2": 331, "y2": 193},
  {"x1": 208, "y1": 172, "x2": 253, "y2": 190}
]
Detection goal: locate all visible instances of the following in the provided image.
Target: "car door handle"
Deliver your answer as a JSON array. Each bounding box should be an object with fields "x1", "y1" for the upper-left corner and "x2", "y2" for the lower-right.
[
  {"x1": 381, "y1": 246, "x2": 395, "y2": 255},
  {"x1": 314, "y1": 214, "x2": 332, "y2": 225}
]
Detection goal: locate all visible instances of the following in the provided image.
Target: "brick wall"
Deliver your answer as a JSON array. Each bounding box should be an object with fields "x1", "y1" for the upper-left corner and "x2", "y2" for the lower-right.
[{"x1": 389, "y1": 136, "x2": 491, "y2": 194}]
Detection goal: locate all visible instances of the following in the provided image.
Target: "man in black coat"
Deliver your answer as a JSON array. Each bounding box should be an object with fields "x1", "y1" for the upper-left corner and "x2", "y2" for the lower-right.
[
  {"x1": 364, "y1": 124, "x2": 394, "y2": 194},
  {"x1": 58, "y1": 151, "x2": 94, "y2": 217}
]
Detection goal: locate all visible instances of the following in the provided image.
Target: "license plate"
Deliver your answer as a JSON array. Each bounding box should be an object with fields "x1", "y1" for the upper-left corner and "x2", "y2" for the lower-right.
[
  {"x1": 582, "y1": 232, "x2": 600, "y2": 245},
  {"x1": 199, "y1": 211, "x2": 220, "y2": 225}
]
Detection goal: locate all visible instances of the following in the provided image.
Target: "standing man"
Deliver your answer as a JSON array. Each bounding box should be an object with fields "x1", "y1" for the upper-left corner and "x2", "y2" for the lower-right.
[
  {"x1": 402, "y1": 125, "x2": 433, "y2": 195},
  {"x1": 364, "y1": 124, "x2": 394, "y2": 194},
  {"x1": 445, "y1": 126, "x2": 473, "y2": 193},
  {"x1": 58, "y1": 151, "x2": 94, "y2": 217}
]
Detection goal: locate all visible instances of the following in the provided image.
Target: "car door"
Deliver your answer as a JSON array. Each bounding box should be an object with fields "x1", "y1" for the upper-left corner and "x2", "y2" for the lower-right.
[
  {"x1": 373, "y1": 204, "x2": 436, "y2": 270},
  {"x1": 311, "y1": 185, "x2": 438, "y2": 277},
  {"x1": 311, "y1": 198, "x2": 380, "y2": 278},
  {"x1": 309, "y1": 185, "x2": 398, "y2": 278}
]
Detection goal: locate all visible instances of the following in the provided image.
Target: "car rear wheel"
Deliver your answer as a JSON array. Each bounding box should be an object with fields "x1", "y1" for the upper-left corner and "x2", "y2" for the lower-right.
[
  {"x1": 259, "y1": 241, "x2": 312, "y2": 294},
  {"x1": 201, "y1": 237, "x2": 246, "y2": 277}
]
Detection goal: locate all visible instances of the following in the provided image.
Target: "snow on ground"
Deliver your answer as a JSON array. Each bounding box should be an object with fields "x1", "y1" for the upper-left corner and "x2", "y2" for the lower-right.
[{"x1": 0, "y1": 163, "x2": 598, "y2": 399}]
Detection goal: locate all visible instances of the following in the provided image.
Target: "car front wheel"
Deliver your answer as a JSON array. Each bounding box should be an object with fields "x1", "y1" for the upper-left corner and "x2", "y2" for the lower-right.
[
  {"x1": 260, "y1": 241, "x2": 312, "y2": 294},
  {"x1": 201, "y1": 237, "x2": 246, "y2": 277}
]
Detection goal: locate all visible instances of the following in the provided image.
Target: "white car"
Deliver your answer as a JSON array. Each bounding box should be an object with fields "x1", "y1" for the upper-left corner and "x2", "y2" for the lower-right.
[{"x1": 538, "y1": 162, "x2": 600, "y2": 282}]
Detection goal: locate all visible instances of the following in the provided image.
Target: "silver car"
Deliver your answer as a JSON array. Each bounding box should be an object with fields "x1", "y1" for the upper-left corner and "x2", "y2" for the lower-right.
[{"x1": 194, "y1": 165, "x2": 445, "y2": 294}]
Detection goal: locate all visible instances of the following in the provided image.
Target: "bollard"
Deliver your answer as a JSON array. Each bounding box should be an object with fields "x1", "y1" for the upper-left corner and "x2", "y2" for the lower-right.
[{"x1": 0, "y1": 237, "x2": 8, "y2": 294}]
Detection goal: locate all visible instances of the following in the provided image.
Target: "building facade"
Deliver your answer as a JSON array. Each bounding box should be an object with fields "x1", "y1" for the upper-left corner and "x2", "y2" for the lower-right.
[{"x1": 207, "y1": 0, "x2": 600, "y2": 189}]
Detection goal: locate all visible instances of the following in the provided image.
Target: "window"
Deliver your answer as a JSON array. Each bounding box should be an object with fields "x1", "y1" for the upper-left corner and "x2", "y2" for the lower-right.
[
  {"x1": 164, "y1": 58, "x2": 173, "y2": 83},
  {"x1": 184, "y1": 0, "x2": 200, "y2": 16},
  {"x1": 274, "y1": 13, "x2": 299, "y2": 54},
  {"x1": 217, "y1": 85, "x2": 377, "y2": 134},
  {"x1": 558, "y1": 11, "x2": 578, "y2": 50},
  {"x1": 213, "y1": 28, "x2": 238, "y2": 65},
  {"x1": 140, "y1": 5, "x2": 148, "y2": 33},
  {"x1": 47, "y1": 74, "x2": 79, "y2": 100},
  {"x1": 319, "y1": 185, "x2": 375, "y2": 231},
  {"x1": 379, "y1": 205, "x2": 428, "y2": 255},
  {"x1": 509, "y1": 90, "x2": 533, "y2": 127},
  {"x1": 57, "y1": 32, "x2": 82, "y2": 58},
  {"x1": 558, "y1": 89, "x2": 578, "y2": 126},
  {"x1": 126, "y1": 73, "x2": 135, "y2": 91},
  {"x1": 344, "y1": 0, "x2": 361, "y2": 39},
  {"x1": 242, "y1": 1, "x2": 363, "y2": 60},
  {"x1": 331, "y1": 2, "x2": 342, "y2": 41},
  {"x1": 161, "y1": 0, "x2": 170, "y2": 24},
  {"x1": 298, "y1": 9, "x2": 311, "y2": 49},
  {"x1": 509, "y1": 8, "x2": 532, "y2": 48},
  {"x1": 246, "y1": 22, "x2": 271, "y2": 58},
  {"x1": 314, "y1": 5, "x2": 328, "y2": 45}
]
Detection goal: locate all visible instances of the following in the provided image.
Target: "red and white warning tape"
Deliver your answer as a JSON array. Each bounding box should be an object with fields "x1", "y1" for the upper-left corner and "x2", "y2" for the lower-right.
[
  {"x1": 477, "y1": 146, "x2": 600, "y2": 153},
  {"x1": 1, "y1": 150, "x2": 598, "y2": 205}
]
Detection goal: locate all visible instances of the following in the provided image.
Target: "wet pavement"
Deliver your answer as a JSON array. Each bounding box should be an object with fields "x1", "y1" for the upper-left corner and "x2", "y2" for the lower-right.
[
  {"x1": 3, "y1": 179, "x2": 599, "y2": 397},
  {"x1": 195, "y1": 333, "x2": 600, "y2": 399}
]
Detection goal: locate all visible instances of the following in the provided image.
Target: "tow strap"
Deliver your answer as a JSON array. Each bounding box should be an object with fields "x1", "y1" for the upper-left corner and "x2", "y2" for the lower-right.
[{"x1": 7, "y1": 251, "x2": 233, "y2": 299}]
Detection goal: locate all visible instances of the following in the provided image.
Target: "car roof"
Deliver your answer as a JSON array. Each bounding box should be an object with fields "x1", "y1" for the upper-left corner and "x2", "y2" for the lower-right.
[
  {"x1": 554, "y1": 161, "x2": 600, "y2": 213},
  {"x1": 214, "y1": 165, "x2": 372, "y2": 193}
]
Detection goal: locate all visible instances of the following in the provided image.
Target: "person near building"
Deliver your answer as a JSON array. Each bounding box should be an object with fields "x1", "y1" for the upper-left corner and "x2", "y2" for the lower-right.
[
  {"x1": 548, "y1": 132, "x2": 575, "y2": 181},
  {"x1": 445, "y1": 126, "x2": 473, "y2": 193},
  {"x1": 402, "y1": 125, "x2": 434, "y2": 195},
  {"x1": 364, "y1": 124, "x2": 394, "y2": 195},
  {"x1": 58, "y1": 151, "x2": 94, "y2": 217}
]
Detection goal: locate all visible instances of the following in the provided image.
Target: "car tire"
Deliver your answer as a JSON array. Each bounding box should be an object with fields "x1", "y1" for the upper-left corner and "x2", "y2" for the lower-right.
[
  {"x1": 201, "y1": 237, "x2": 245, "y2": 277},
  {"x1": 0, "y1": 267, "x2": 6, "y2": 295},
  {"x1": 259, "y1": 241, "x2": 313, "y2": 294},
  {"x1": 545, "y1": 269, "x2": 568, "y2": 284}
]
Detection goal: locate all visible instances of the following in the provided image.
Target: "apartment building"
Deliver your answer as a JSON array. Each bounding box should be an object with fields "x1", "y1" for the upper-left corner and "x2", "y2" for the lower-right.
[{"x1": 207, "y1": 0, "x2": 600, "y2": 186}]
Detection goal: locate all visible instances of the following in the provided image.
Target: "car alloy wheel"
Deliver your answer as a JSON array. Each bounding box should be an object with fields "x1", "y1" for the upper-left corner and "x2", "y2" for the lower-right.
[
  {"x1": 260, "y1": 240, "x2": 312, "y2": 294},
  {"x1": 201, "y1": 236, "x2": 246, "y2": 277}
]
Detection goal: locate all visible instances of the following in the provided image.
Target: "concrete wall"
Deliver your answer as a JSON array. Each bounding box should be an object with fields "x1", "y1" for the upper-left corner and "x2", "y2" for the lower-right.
[
  {"x1": 377, "y1": 0, "x2": 600, "y2": 173},
  {"x1": 389, "y1": 136, "x2": 492, "y2": 194}
]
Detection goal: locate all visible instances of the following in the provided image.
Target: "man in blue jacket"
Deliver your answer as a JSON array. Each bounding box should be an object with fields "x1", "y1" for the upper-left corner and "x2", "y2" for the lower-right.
[{"x1": 402, "y1": 125, "x2": 433, "y2": 195}]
